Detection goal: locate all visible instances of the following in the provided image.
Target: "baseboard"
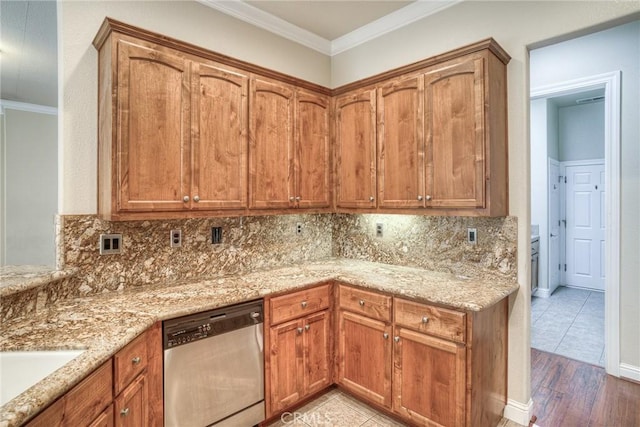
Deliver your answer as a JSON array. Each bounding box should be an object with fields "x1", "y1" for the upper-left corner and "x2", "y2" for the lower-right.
[
  {"x1": 533, "y1": 288, "x2": 551, "y2": 298},
  {"x1": 503, "y1": 398, "x2": 533, "y2": 426},
  {"x1": 620, "y1": 363, "x2": 640, "y2": 382}
]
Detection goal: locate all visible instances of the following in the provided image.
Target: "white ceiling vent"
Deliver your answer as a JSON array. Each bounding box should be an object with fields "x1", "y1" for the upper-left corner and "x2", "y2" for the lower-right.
[{"x1": 576, "y1": 96, "x2": 605, "y2": 104}]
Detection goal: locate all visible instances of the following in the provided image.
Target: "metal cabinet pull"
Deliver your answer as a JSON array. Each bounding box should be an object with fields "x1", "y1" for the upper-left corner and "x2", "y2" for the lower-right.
[
  {"x1": 289, "y1": 196, "x2": 295, "y2": 202},
  {"x1": 183, "y1": 196, "x2": 190, "y2": 202},
  {"x1": 421, "y1": 316, "x2": 429, "y2": 324},
  {"x1": 394, "y1": 336, "x2": 400, "y2": 343},
  {"x1": 295, "y1": 196, "x2": 301, "y2": 201},
  {"x1": 425, "y1": 195, "x2": 432, "y2": 201},
  {"x1": 301, "y1": 301, "x2": 308, "y2": 308},
  {"x1": 305, "y1": 324, "x2": 310, "y2": 331},
  {"x1": 297, "y1": 327, "x2": 303, "y2": 334},
  {"x1": 417, "y1": 195, "x2": 423, "y2": 201},
  {"x1": 358, "y1": 299, "x2": 365, "y2": 306},
  {"x1": 193, "y1": 195, "x2": 200, "y2": 202},
  {"x1": 131, "y1": 356, "x2": 141, "y2": 365},
  {"x1": 369, "y1": 196, "x2": 375, "y2": 202},
  {"x1": 383, "y1": 333, "x2": 389, "y2": 339},
  {"x1": 120, "y1": 408, "x2": 130, "y2": 417}
]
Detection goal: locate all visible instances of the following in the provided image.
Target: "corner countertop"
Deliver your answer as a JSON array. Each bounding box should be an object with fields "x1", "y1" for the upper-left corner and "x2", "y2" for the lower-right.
[
  {"x1": 0, "y1": 266, "x2": 77, "y2": 297},
  {"x1": 0, "y1": 258, "x2": 519, "y2": 427}
]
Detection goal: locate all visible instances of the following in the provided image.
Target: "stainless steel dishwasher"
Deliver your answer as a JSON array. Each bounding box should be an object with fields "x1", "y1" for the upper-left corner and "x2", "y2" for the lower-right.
[{"x1": 163, "y1": 300, "x2": 264, "y2": 427}]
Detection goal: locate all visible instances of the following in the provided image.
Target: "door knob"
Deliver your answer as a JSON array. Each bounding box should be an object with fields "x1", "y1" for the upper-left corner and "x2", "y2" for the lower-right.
[
  {"x1": 383, "y1": 333, "x2": 389, "y2": 339},
  {"x1": 358, "y1": 300, "x2": 365, "y2": 306},
  {"x1": 417, "y1": 195, "x2": 423, "y2": 201},
  {"x1": 394, "y1": 336, "x2": 400, "y2": 343},
  {"x1": 297, "y1": 327, "x2": 303, "y2": 334},
  {"x1": 183, "y1": 196, "x2": 189, "y2": 202},
  {"x1": 425, "y1": 195, "x2": 432, "y2": 201},
  {"x1": 305, "y1": 324, "x2": 310, "y2": 331},
  {"x1": 193, "y1": 195, "x2": 200, "y2": 202},
  {"x1": 369, "y1": 196, "x2": 375, "y2": 202},
  {"x1": 421, "y1": 316, "x2": 429, "y2": 324}
]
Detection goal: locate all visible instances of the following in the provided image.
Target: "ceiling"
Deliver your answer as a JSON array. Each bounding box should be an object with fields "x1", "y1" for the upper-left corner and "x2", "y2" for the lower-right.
[
  {"x1": 549, "y1": 88, "x2": 605, "y2": 108},
  {"x1": 0, "y1": 0, "x2": 460, "y2": 107}
]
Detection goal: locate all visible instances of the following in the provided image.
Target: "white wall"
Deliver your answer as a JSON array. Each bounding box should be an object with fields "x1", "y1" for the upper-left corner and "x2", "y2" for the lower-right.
[
  {"x1": 531, "y1": 18, "x2": 639, "y2": 377},
  {"x1": 58, "y1": 0, "x2": 331, "y2": 215},
  {"x1": 331, "y1": 1, "x2": 640, "y2": 417},
  {"x1": 530, "y1": 98, "x2": 549, "y2": 291},
  {"x1": 559, "y1": 101, "x2": 605, "y2": 161},
  {"x1": 1, "y1": 108, "x2": 57, "y2": 266},
  {"x1": 547, "y1": 101, "x2": 559, "y2": 160}
]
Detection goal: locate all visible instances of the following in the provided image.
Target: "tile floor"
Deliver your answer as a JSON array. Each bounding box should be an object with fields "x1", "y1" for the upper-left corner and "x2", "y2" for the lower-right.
[
  {"x1": 531, "y1": 286, "x2": 605, "y2": 366},
  {"x1": 266, "y1": 388, "x2": 524, "y2": 427}
]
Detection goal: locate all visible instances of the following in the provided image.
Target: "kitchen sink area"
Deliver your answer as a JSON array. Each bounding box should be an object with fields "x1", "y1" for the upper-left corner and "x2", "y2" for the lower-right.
[{"x1": 0, "y1": 349, "x2": 86, "y2": 406}]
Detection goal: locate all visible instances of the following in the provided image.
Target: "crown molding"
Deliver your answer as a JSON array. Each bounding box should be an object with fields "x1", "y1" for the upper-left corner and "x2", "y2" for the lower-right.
[
  {"x1": 197, "y1": 0, "x2": 332, "y2": 55},
  {"x1": 331, "y1": 0, "x2": 462, "y2": 55},
  {"x1": 199, "y1": 0, "x2": 463, "y2": 57},
  {"x1": 0, "y1": 99, "x2": 57, "y2": 115}
]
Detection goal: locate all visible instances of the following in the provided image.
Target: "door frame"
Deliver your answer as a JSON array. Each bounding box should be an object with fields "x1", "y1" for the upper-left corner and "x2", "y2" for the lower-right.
[
  {"x1": 531, "y1": 71, "x2": 621, "y2": 377},
  {"x1": 548, "y1": 158, "x2": 562, "y2": 295}
]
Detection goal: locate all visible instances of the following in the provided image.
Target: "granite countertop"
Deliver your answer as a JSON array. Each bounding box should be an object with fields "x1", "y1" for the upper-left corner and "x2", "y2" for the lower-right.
[
  {"x1": 0, "y1": 259, "x2": 519, "y2": 427},
  {"x1": 0, "y1": 266, "x2": 77, "y2": 297}
]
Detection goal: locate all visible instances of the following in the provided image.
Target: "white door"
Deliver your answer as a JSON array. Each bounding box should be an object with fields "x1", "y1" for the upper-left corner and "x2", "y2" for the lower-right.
[
  {"x1": 565, "y1": 163, "x2": 605, "y2": 290},
  {"x1": 548, "y1": 160, "x2": 561, "y2": 294}
]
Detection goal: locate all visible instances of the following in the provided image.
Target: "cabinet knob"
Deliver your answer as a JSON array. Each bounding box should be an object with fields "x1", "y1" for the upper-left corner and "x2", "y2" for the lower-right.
[
  {"x1": 120, "y1": 408, "x2": 130, "y2": 417},
  {"x1": 301, "y1": 301, "x2": 307, "y2": 308},
  {"x1": 183, "y1": 196, "x2": 190, "y2": 203},
  {"x1": 305, "y1": 324, "x2": 310, "y2": 331},
  {"x1": 369, "y1": 196, "x2": 375, "y2": 202},
  {"x1": 383, "y1": 333, "x2": 389, "y2": 339},
  {"x1": 417, "y1": 195, "x2": 423, "y2": 201},
  {"x1": 295, "y1": 196, "x2": 301, "y2": 201},
  {"x1": 425, "y1": 195, "x2": 432, "y2": 201},
  {"x1": 421, "y1": 316, "x2": 429, "y2": 324},
  {"x1": 289, "y1": 196, "x2": 295, "y2": 202},
  {"x1": 193, "y1": 195, "x2": 200, "y2": 203},
  {"x1": 297, "y1": 327, "x2": 303, "y2": 334},
  {"x1": 131, "y1": 356, "x2": 141, "y2": 365},
  {"x1": 358, "y1": 299, "x2": 365, "y2": 306},
  {"x1": 394, "y1": 336, "x2": 400, "y2": 343}
]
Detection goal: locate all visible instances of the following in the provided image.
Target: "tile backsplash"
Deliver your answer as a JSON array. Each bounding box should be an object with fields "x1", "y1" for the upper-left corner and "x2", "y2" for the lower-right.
[{"x1": 59, "y1": 213, "x2": 517, "y2": 296}]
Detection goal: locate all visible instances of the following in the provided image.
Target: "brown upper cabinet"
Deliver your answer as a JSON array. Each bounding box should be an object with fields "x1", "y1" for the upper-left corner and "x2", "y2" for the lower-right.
[
  {"x1": 334, "y1": 88, "x2": 378, "y2": 209},
  {"x1": 94, "y1": 19, "x2": 508, "y2": 220}
]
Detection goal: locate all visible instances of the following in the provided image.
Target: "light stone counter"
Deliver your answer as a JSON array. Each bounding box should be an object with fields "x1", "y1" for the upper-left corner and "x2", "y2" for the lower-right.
[
  {"x1": 0, "y1": 266, "x2": 76, "y2": 296},
  {"x1": 0, "y1": 259, "x2": 519, "y2": 427}
]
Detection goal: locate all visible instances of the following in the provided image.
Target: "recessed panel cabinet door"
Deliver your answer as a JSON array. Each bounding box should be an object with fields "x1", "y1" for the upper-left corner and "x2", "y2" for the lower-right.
[
  {"x1": 191, "y1": 62, "x2": 248, "y2": 209},
  {"x1": 424, "y1": 58, "x2": 485, "y2": 209},
  {"x1": 303, "y1": 310, "x2": 331, "y2": 395},
  {"x1": 377, "y1": 75, "x2": 424, "y2": 208},
  {"x1": 335, "y1": 89, "x2": 377, "y2": 208},
  {"x1": 249, "y1": 78, "x2": 295, "y2": 209},
  {"x1": 296, "y1": 90, "x2": 331, "y2": 208},
  {"x1": 269, "y1": 319, "x2": 304, "y2": 414},
  {"x1": 117, "y1": 41, "x2": 190, "y2": 211}
]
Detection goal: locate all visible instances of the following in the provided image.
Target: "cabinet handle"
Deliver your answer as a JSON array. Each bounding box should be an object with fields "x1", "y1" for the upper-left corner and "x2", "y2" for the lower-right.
[
  {"x1": 394, "y1": 336, "x2": 400, "y2": 343},
  {"x1": 297, "y1": 327, "x2": 303, "y2": 334},
  {"x1": 425, "y1": 195, "x2": 432, "y2": 201},
  {"x1": 120, "y1": 408, "x2": 130, "y2": 417},
  {"x1": 305, "y1": 324, "x2": 310, "y2": 331},
  {"x1": 183, "y1": 196, "x2": 189, "y2": 203},
  {"x1": 417, "y1": 195, "x2": 423, "y2": 201},
  {"x1": 369, "y1": 196, "x2": 375, "y2": 202},
  {"x1": 383, "y1": 333, "x2": 389, "y2": 339},
  {"x1": 358, "y1": 299, "x2": 365, "y2": 306},
  {"x1": 131, "y1": 356, "x2": 141, "y2": 365},
  {"x1": 193, "y1": 195, "x2": 200, "y2": 203},
  {"x1": 421, "y1": 316, "x2": 429, "y2": 324},
  {"x1": 295, "y1": 196, "x2": 301, "y2": 201},
  {"x1": 301, "y1": 301, "x2": 307, "y2": 308},
  {"x1": 289, "y1": 196, "x2": 295, "y2": 202}
]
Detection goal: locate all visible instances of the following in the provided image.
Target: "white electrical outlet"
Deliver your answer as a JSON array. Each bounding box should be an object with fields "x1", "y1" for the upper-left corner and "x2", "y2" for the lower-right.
[
  {"x1": 376, "y1": 223, "x2": 384, "y2": 238},
  {"x1": 296, "y1": 223, "x2": 303, "y2": 235},
  {"x1": 467, "y1": 228, "x2": 478, "y2": 245}
]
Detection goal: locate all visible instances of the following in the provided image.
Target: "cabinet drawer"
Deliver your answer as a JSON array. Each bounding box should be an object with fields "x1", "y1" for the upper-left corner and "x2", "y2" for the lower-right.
[
  {"x1": 339, "y1": 286, "x2": 391, "y2": 322},
  {"x1": 114, "y1": 332, "x2": 148, "y2": 395},
  {"x1": 64, "y1": 359, "x2": 113, "y2": 427},
  {"x1": 394, "y1": 298, "x2": 466, "y2": 343},
  {"x1": 270, "y1": 284, "x2": 331, "y2": 325}
]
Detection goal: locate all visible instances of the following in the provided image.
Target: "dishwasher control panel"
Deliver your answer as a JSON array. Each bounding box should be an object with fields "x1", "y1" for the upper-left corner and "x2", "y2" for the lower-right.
[{"x1": 163, "y1": 300, "x2": 263, "y2": 349}]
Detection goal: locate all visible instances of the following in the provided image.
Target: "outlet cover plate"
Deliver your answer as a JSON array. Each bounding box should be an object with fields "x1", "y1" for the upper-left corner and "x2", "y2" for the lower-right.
[{"x1": 100, "y1": 234, "x2": 122, "y2": 255}]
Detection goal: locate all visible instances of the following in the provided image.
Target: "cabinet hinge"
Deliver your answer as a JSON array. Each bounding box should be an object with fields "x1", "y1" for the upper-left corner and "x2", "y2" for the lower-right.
[
  {"x1": 564, "y1": 264, "x2": 567, "y2": 272},
  {"x1": 558, "y1": 264, "x2": 561, "y2": 271},
  {"x1": 564, "y1": 176, "x2": 567, "y2": 184}
]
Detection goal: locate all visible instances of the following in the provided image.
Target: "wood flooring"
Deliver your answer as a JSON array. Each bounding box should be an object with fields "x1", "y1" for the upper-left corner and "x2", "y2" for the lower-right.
[{"x1": 531, "y1": 348, "x2": 640, "y2": 427}]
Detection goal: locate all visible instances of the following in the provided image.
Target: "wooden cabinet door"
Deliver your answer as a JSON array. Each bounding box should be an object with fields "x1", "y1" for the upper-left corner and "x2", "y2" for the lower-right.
[
  {"x1": 295, "y1": 90, "x2": 331, "y2": 208},
  {"x1": 249, "y1": 78, "x2": 295, "y2": 209},
  {"x1": 393, "y1": 327, "x2": 465, "y2": 427},
  {"x1": 269, "y1": 319, "x2": 304, "y2": 413},
  {"x1": 303, "y1": 310, "x2": 331, "y2": 395},
  {"x1": 191, "y1": 62, "x2": 248, "y2": 209},
  {"x1": 117, "y1": 41, "x2": 190, "y2": 212},
  {"x1": 424, "y1": 57, "x2": 486, "y2": 209},
  {"x1": 377, "y1": 75, "x2": 425, "y2": 208},
  {"x1": 335, "y1": 88, "x2": 377, "y2": 208},
  {"x1": 337, "y1": 310, "x2": 392, "y2": 408},
  {"x1": 114, "y1": 374, "x2": 148, "y2": 427},
  {"x1": 89, "y1": 404, "x2": 114, "y2": 427}
]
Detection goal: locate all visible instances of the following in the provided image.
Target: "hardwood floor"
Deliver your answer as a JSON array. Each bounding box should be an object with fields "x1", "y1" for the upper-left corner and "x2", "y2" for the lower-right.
[{"x1": 531, "y1": 348, "x2": 640, "y2": 427}]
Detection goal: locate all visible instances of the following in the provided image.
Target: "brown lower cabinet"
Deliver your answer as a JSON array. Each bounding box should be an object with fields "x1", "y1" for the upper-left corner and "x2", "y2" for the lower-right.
[{"x1": 26, "y1": 323, "x2": 162, "y2": 427}]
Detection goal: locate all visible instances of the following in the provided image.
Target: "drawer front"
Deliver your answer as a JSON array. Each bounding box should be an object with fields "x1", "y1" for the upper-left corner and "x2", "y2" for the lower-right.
[
  {"x1": 270, "y1": 284, "x2": 331, "y2": 325},
  {"x1": 339, "y1": 285, "x2": 391, "y2": 322},
  {"x1": 394, "y1": 298, "x2": 466, "y2": 343},
  {"x1": 114, "y1": 332, "x2": 148, "y2": 395},
  {"x1": 65, "y1": 359, "x2": 114, "y2": 427}
]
